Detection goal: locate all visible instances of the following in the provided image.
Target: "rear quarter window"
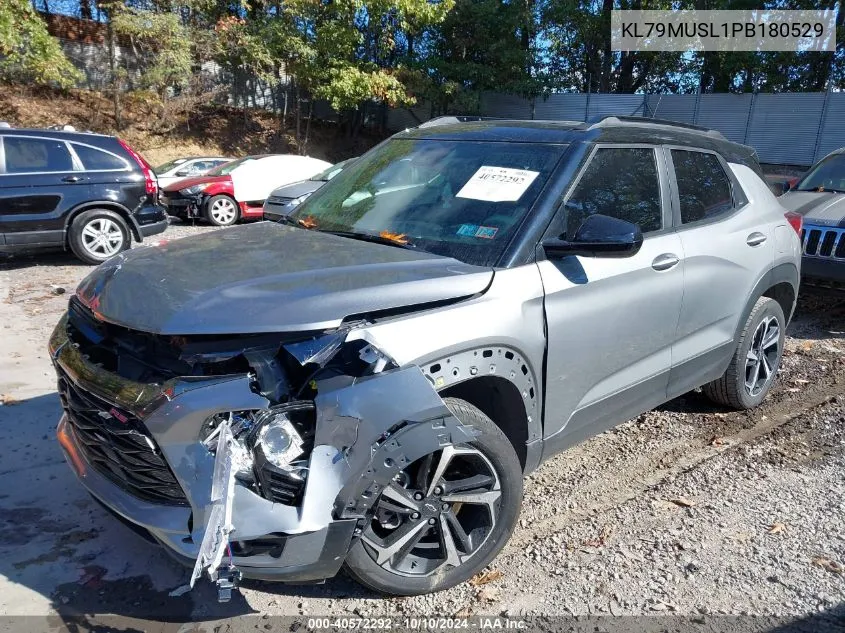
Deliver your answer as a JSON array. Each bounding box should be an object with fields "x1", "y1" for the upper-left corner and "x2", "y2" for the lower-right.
[
  {"x1": 72, "y1": 143, "x2": 129, "y2": 171},
  {"x1": 671, "y1": 149, "x2": 734, "y2": 224}
]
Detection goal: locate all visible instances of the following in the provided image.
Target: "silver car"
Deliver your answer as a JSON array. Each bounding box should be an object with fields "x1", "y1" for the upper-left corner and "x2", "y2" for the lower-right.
[
  {"x1": 780, "y1": 147, "x2": 845, "y2": 288},
  {"x1": 50, "y1": 116, "x2": 801, "y2": 599}
]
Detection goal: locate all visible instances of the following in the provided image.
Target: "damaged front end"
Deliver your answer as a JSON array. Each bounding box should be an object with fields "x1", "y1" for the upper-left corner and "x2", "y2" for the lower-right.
[{"x1": 50, "y1": 298, "x2": 476, "y2": 599}]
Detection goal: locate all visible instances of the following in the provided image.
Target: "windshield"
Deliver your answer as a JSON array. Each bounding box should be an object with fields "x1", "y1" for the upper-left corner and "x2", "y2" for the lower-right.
[
  {"x1": 310, "y1": 157, "x2": 355, "y2": 182},
  {"x1": 208, "y1": 156, "x2": 256, "y2": 176},
  {"x1": 155, "y1": 158, "x2": 188, "y2": 174},
  {"x1": 290, "y1": 139, "x2": 566, "y2": 266},
  {"x1": 795, "y1": 153, "x2": 845, "y2": 192}
]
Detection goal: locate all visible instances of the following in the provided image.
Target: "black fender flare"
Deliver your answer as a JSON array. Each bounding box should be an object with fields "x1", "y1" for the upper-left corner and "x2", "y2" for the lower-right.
[{"x1": 733, "y1": 263, "x2": 799, "y2": 344}]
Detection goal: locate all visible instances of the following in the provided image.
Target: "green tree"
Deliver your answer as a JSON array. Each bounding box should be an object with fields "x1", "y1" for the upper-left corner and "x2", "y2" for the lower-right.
[
  {"x1": 0, "y1": 0, "x2": 81, "y2": 87},
  {"x1": 112, "y1": 7, "x2": 193, "y2": 96}
]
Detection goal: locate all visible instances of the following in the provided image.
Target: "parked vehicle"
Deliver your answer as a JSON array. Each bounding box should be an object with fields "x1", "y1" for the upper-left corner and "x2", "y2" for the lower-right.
[
  {"x1": 0, "y1": 128, "x2": 167, "y2": 264},
  {"x1": 154, "y1": 156, "x2": 234, "y2": 189},
  {"x1": 162, "y1": 154, "x2": 331, "y2": 226},
  {"x1": 780, "y1": 148, "x2": 845, "y2": 288},
  {"x1": 263, "y1": 158, "x2": 356, "y2": 222},
  {"x1": 51, "y1": 116, "x2": 801, "y2": 599}
]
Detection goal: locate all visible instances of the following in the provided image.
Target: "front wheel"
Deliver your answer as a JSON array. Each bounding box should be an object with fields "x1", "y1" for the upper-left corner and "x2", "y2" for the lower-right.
[
  {"x1": 703, "y1": 296, "x2": 785, "y2": 409},
  {"x1": 344, "y1": 398, "x2": 523, "y2": 595},
  {"x1": 205, "y1": 195, "x2": 239, "y2": 226}
]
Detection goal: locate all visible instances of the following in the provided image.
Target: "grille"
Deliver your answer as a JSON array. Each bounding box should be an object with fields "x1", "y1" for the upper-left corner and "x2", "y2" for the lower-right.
[
  {"x1": 802, "y1": 225, "x2": 845, "y2": 259},
  {"x1": 58, "y1": 371, "x2": 188, "y2": 506},
  {"x1": 266, "y1": 196, "x2": 293, "y2": 205}
]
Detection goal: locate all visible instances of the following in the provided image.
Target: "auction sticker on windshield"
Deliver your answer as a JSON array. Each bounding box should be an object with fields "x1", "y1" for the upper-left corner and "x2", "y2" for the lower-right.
[{"x1": 456, "y1": 166, "x2": 540, "y2": 202}]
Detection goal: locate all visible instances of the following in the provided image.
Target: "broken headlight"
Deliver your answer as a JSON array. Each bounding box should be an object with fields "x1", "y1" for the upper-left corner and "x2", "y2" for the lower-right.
[
  {"x1": 201, "y1": 404, "x2": 314, "y2": 505},
  {"x1": 252, "y1": 410, "x2": 304, "y2": 468}
]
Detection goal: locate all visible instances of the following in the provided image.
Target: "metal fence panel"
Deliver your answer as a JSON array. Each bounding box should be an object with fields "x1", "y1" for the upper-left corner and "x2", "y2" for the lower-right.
[
  {"x1": 387, "y1": 102, "x2": 432, "y2": 131},
  {"x1": 745, "y1": 93, "x2": 826, "y2": 165},
  {"x1": 814, "y1": 92, "x2": 845, "y2": 162},
  {"x1": 587, "y1": 94, "x2": 647, "y2": 119},
  {"x1": 696, "y1": 94, "x2": 753, "y2": 144},
  {"x1": 480, "y1": 92, "x2": 533, "y2": 119},
  {"x1": 534, "y1": 94, "x2": 589, "y2": 121},
  {"x1": 647, "y1": 94, "x2": 697, "y2": 123}
]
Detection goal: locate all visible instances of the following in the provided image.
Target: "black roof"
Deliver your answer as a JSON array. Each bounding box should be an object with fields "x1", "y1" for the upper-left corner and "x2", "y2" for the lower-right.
[{"x1": 398, "y1": 116, "x2": 760, "y2": 169}]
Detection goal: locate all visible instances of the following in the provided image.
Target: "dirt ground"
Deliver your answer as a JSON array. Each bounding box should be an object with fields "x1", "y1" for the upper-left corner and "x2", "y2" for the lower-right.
[
  {"x1": 1, "y1": 222, "x2": 844, "y2": 629},
  {"x1": 0, "y1": 85, "x2": 380, "y2": 166}
]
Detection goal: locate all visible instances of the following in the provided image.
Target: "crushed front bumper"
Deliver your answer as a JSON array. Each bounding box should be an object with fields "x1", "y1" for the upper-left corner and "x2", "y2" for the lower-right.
[
  {"x1": 49, "y1": 317, "x2": 473, "y2": 582},
  {"x1": 161, "y1": 193, "x2": 203, "y2": 219}
]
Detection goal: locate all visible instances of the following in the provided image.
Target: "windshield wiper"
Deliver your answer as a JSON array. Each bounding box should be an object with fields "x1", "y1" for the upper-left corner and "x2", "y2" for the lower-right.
[
  {"x1": 324, "y1": 230, "x2": 415, "y2": 250},
  {"x1": 795, "y1": 187, "x2": 845, "y2": 194}
]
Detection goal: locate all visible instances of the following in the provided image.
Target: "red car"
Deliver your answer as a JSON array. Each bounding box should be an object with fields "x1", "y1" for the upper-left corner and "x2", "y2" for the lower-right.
[{"x1": 161, "y1": 154, "x2": 331, "y2": 226}]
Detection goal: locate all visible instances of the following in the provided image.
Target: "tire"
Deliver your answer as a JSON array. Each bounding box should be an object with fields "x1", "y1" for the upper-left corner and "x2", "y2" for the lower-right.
[
  {"x1": 205, "y1": 195, "x2": 239, "y2": 226},
  {"x1": 68, "y1": 209, "x2": 131, "y2": 265},
  {"x1": 703, "y1": 296, "x2": 786, "y2": 410},
  {"x1": 344, "y1": 397, "x2": 523, "y2": 596}
]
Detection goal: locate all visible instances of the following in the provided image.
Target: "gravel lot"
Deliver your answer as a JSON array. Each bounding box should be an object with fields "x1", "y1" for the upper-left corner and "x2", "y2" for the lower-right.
[{"x1": 0, "y1": 220, "x2": 843, "y2": 628}]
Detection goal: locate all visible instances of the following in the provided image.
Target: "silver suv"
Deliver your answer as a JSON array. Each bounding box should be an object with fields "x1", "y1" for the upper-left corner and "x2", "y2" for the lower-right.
[{"x1": 50, "y1": 116, "x2": 802, "y2": 599}]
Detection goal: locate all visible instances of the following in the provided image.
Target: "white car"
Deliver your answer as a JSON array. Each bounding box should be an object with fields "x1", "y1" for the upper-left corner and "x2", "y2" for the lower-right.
[
  {"x1": 161, "y1": 154, "x2": 333, "y2": 225},
  {"x1": 154, "y1": 156, "x2": 234, "y2": 189}
]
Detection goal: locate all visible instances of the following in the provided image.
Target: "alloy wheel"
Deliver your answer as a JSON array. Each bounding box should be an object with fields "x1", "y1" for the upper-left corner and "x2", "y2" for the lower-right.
[
  {"x1": 745, "y1": 315, "x2": 780, "y2": 396},
  {"x1": 361, "y1": 445, "x2": 501, "y2": 577},
  {"x1": 81, "y1": 218, "x2": 124, "y2": 259},
  {"x1": 210, "y1": 198, "x2": 237, "y2": 224}
]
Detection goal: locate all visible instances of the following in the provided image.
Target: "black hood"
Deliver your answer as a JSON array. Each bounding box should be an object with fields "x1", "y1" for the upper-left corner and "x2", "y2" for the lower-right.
[{"x1": 75, "y1": 223, "x2": 493, "y2": 335}]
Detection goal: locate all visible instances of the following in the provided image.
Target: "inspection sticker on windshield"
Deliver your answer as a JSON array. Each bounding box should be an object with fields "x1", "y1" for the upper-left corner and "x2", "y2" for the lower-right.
[
  {"x1": 456, "y1": 166, "x2": 539, "y2": 202},
  {"x1": 457, "y1": 224, "x2": 499, "y2": 239}
]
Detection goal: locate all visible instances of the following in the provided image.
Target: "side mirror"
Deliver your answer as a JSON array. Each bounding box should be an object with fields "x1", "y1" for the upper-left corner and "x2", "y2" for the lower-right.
[{"x1": 542, "y1": 214, "x2": 644, "y2": 259}]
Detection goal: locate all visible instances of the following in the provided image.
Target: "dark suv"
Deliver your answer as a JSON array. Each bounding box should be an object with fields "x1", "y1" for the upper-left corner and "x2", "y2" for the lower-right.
[{"x1": 0, "y1": 128, "x2": 167, "y2": 264}]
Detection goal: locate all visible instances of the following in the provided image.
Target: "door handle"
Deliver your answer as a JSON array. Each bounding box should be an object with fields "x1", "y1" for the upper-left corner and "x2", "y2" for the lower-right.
[
  {"x1": 746, "y1": 232, "x2": 767, "y2": 247},
  {"x1": 62, "y1": 175, "x2": 83, "y2": 183},
  {"x1": 652, "y1": 253, "x2": 680, "y2": 271}
]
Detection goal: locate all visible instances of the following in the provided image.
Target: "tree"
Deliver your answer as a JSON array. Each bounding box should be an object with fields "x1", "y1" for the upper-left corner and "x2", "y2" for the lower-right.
[
  {"x1": 0, "y1": 0, "x2": 81, "y2": 87},
  {"x1": 543, "y1": 0, "x2": 695, "y2": 93}
]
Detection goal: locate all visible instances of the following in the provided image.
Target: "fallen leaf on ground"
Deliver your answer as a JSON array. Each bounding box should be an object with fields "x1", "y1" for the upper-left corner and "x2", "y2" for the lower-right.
[
  {"x1": 812, "y1": 557, "x2": 844, "y2": 574},
  {"x1": 669, "y1": 497, "x2": 696, "y2": 508},
  {"x1": 583, "y1": 524, "x2": 613, "y2": 547},
  {"x1": 469, "y1": 570, "x2": 503, "y2": 586},
  {"x1": 454, "y1": 607, "x2": 473, "y2": 617},
  {"x1": 768, "y1": 522, "x2": 787, "y2": 535},
  {"x1": 476, "y1": 587, "x2": 501, "y2": 602}
]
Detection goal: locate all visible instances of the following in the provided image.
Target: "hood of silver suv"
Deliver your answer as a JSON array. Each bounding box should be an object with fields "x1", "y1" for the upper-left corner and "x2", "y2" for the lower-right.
[
  {"x1": 780, "y1": 191, "x2": 845, "y2": 227},
  {"x1": 75, "y1": 223, "x2": 493, "y2": 335}
]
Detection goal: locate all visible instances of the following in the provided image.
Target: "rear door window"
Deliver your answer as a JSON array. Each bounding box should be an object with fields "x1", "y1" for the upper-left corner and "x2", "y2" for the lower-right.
[
  {"x1": 73, "y1": 143, "x2": 128, "y2": 171},
  {"x1": 565, "y1": 146, "x2": 663, "y2": 236},
  {"x1": 671, "y1": 149, "x2": 734, "y2": 224},
  {"x1": 3, "y1": 136, "x2": 74, "y2": 173}
]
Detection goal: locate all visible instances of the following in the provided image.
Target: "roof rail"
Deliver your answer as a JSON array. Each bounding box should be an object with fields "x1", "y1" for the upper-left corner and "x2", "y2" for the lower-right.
[
  {"x1": 416, "y1": 115, "x2": 502, "y2": 129},
  {"x1": 589, "y1": 115, "x2": 726, "y2": 140}
]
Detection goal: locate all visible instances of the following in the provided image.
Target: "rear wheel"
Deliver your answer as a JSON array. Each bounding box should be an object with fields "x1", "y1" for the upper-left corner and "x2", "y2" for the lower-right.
[
  {"x1": 68, "y1": 209, "x2": 130, "y2": 265},
  {"x1": 205, "y1": 195, "x2": 239, "y2": 226},
  {"x1": 703, "y1": 296, "x2": 785, "y2": 409},
  {"x1": 344, "y1": 398, "x2": 523, "y2": 595}
]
